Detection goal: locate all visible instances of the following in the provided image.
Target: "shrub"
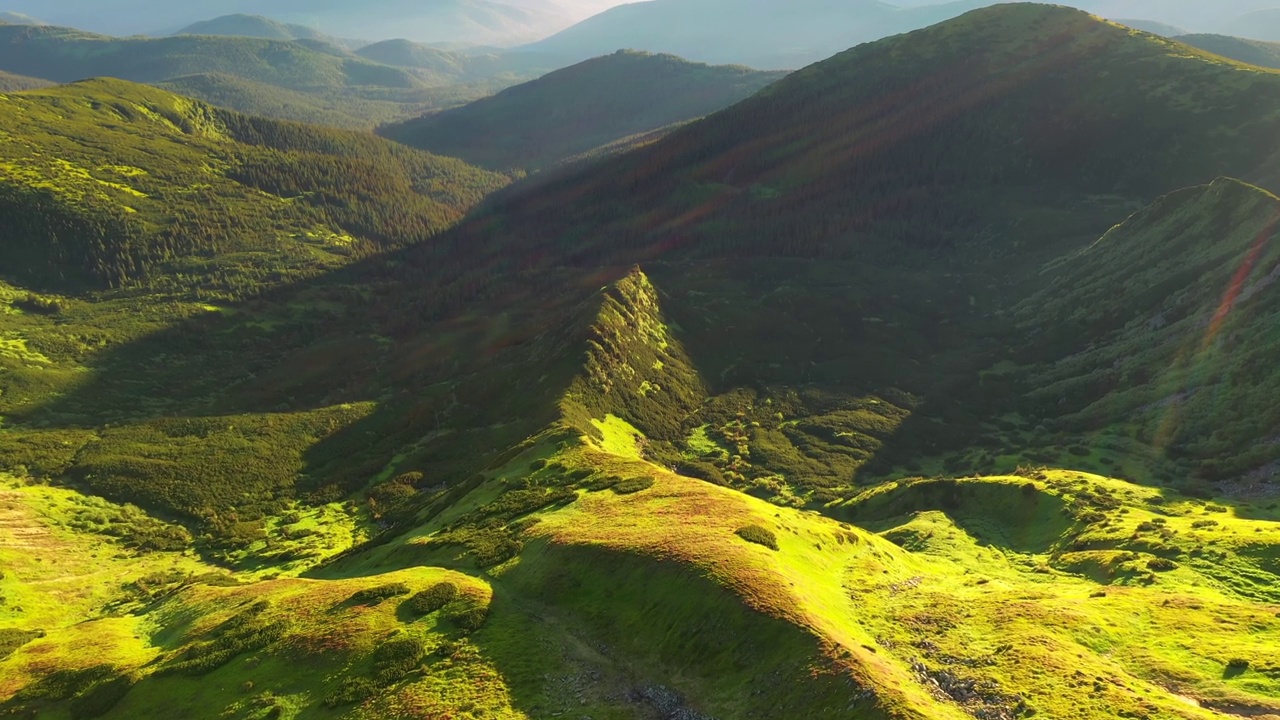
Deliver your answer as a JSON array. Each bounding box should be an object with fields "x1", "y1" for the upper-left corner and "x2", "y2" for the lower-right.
[
  {"x1": 1147, "y1": 557, "x2": 1177, "y2": 572},
  {"x1": 70, "y1": 674, "x2": 135, "y2": 720},
  {"x1": 1227, "y1": 658, "x2": 1250, "y2": 670},
  {"x1": 612, "y1": 477, "x2": 655, "y2": 495},
  {"x1": 324, "y1": 677, "x2": 377, "y2": 707},
  {"x1": 736, "y1": 524, "x2": 779, "y2": 551},
  {"x1": 406, "y1": 582, "x2": 459, "y2": 615},
  {"x1": 349, "y1": 583, "x2": 411, "y2": 605},
  {"x1": 446, "y1": 602, "x2": 489, "y2": 633}
]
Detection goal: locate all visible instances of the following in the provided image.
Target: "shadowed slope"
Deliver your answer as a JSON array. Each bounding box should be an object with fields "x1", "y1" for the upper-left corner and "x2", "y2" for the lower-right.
[
  {"x1": 1178, "y1": 33, "x2": 1280, "y2": 69},
  {"x1": 382, "y1": 50, "x2": 786, "y2": 171}
]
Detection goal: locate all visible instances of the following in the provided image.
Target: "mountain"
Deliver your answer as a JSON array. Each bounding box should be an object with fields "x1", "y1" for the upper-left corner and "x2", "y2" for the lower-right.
[
  {"x1": 523, "y1": 0, "x2": 1000, "y2": 68},
  {"x1": 1221, "y1": 8, "x2": 1280, "y2": 42},
  {"x1": 0, "y1": 23, "x2": 559, "y2": 127},
  {"x1": 0, "y1": 68, "x2": 49, "y2": 90},
  {"x1": 0, "y1": 0, "x2": 598, "y2": 46},
  {"x1": 0, "y1": 11, "x2": 40, "y2": 24},
  {"x1": 175, "y1": 13, "x2": 353, "y2": 47},
  {"x1": 382, "y1": 50, "x2": 787, "y2": 170},
  {"x1": 1176, "y1": 33, "x2": 1280, "y2": 69},
  {"x1": 1115, "y1": 18, "x2": 1188, "y2": 36},
  {"x1": 0, "y1": 78, "x2": 506, "y2": 291},
  {"x1": 6, "y1": 4, "x2": 1280, "y2": 720}
]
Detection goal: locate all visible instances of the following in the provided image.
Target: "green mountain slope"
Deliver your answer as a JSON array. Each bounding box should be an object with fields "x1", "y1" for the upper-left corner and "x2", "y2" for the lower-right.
[
  {"x1": 0, "y1": 24, "x2": 421, "y2": 90},
  {"x1": 0, "y1": 68, "x2": 48, "y2": 90},
  {"x1": 0, "y1": 78, "x2": 507, "y2": 292},
  {"x1": 0, "y1": 23, "x2": 558, "y2": 128},
  {"x1": 6, "y1": 4, "x2": 1280, "y2": 719},
  {"x1": 1221, "y1": 8, "x2": 1280, "y2": 42},
  {"x1": 382, "y1": 50, "x2": 787, "y2": 171},
  {"x1": 175, "y1": 13, "x2": 350, "y2": 46},
  {"x1": 1177, "y1": 33, "x2": 1280, "y2": 69},
  {"x1": 522, "y1": 0, "x2": 995, "y2": 68}
]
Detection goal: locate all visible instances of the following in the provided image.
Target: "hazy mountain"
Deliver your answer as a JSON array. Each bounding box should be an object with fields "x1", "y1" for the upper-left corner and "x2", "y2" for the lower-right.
[
  {"x1": 0, "y1": 68, "x2": 49, "y2": 89},
  {"x1": 6, "y1": 5, "x2": 1280, "y2": 720},
  {"x1": 0, "y1": 23, "x2": 560, "y2": 127},
  {"x1": 0, "y1": 0, "x2": 627, "y2": 46},
  {"x1": 522, "y1": 0, "x2": 986, "y2": 68},
  {"x1": 382, "y1": 50, "x2": 786, "y2": 170},
  {"x1": 1176, "y1": 33, "x2": 1280, "y2": 68},
  {"x1": 1220, "y1": 8, "x2": 1280, "y2": 42},
  {"x1": 1114, "y1": 18, "x2": 1187, "y2": 36},
  {"x1": 175, "y1": 13, "x2": 354, "y2": 47},
  {"x1": 0, "y1": 11, "x2": 41, "y2": 24}
]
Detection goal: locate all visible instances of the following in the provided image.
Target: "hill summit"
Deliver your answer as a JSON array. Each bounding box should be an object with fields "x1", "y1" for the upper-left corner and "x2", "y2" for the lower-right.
[{"x1": 4, "y1": 4, "x2": 1280, "y2": 720}]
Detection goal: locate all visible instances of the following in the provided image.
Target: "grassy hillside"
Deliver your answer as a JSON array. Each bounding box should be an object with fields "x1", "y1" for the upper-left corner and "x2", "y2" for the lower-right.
[
  {"x1": 0, "y1": 23, "x2": 558, "y2": 127},
  {"x1": 1178, "y1": 33, "x2": 1280, "y2": 69},
  {"x1": 175, "y1": 14, "x2": 351, "y2": 47},
  {"x1": 0, "y1": 68, "x2": 49, "y2": 90},
  {"x1": 0, "y1": 12, "x2": 41, "y2": 25},
  {"x1": 1116, "y1": 18, "x2": 1188, "y2": 36},
  {"x1": 382, "y1": 50, "x2": 787, "y2": 171},
  {"x1": 5, "y1": 4, "x2": 1280, "y2": 719}
]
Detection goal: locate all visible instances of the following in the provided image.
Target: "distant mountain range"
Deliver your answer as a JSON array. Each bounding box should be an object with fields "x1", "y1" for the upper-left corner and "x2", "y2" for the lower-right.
[
  {"x1": 1114, "y1": 18, "x2": 1187, "y2": 37},
  {"x1": 1176, "y1": 33, "x2": 1280, "y2": 68},
  {"x1": 382, "y1": 50, "x2": 786, "y2": 170},
  {"x1": 0, "y1": 0, "x2": 614, "y2": 46},
  {"x1": 522, "y1": 0, "x2": 1280, "y2": 68},
  {"x1": 0, "y1": 22, "x2": 564, "y2": 127},
  {"x1": 0, "y1": 67, "x2": 49, "y2": 90}
]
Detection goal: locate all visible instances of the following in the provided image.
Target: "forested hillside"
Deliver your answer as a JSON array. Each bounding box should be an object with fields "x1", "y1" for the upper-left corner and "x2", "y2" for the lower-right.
[
  {"x1": 1177, "y1": 33, "x2": 1280, "y2": 68},
  {"x1": 175, "y1": 14, "x2": 351, "y2": 46},
  {"x1": 0, "y1": 68, "x2": 50, "y2": 90},
  {"x1": 6, "y1": 4, "x2": 1280, "y2": 720},
  {"x1": 0, "y1": 23, "x2": 559, "y2": 127},
  {"x1": 383, "y1": 50, "x2": 786, "y2": 170}
]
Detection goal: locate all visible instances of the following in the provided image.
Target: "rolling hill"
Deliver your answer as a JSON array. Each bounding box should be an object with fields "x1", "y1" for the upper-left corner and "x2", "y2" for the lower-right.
[
  {"x1": 382, "y1": 50, "x2": 787, "y2": 170},
  {"x1": 0, "y1": 68, "x2": 49, "y2": 90},
  {"x1": 0, "y1": 78, "x2": 507, "y2": 291},
  {"x1": 1176, "y1": 33, "x2": 1280, "y2": 69},
  {"x1": 1114, "y1": 18, "x2": 1187, "y2": 36},
  {"x1": 175, "y1": 13, "x2": 354, "y2": 47},
  {"x1": 5, "y1": 4, "x2": 1280, "y2": 720},
  {"x1": 0, "y1": 11, "x2": 40, "y2": 24},
  {"x1": 0, "y1": 23, "x2": 560, "y2": 127}
]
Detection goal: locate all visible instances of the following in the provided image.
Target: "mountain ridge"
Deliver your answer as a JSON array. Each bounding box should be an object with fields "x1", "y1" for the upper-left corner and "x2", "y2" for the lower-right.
[
  {"x1": 382, "y1": 49, "x2": 787, "y2": 171},
  {"x1": 4, "y1": 4, "x2": 1280, "y2": 719}
]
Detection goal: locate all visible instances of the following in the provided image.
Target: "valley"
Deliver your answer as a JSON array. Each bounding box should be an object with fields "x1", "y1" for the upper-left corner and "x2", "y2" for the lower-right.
[{"x1": 3, "y1": 3, "x2": 1280, "y2": 720}]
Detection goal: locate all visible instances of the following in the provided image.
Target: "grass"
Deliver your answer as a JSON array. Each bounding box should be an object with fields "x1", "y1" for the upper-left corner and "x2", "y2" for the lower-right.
[
  {"x1": 7, "y1": 5, "x2": 1280, "y2": 719},
  {"x1": 382, "y1": 51, "x2": 785, "y2": 171}
]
